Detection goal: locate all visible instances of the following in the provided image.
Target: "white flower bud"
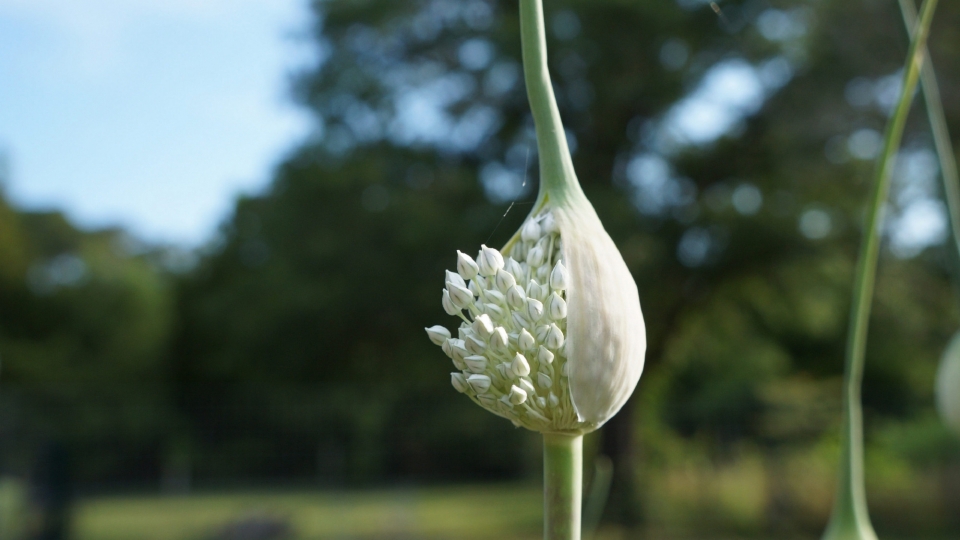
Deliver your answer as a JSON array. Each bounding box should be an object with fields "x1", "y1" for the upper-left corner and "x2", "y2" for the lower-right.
[
  {"x1": 506, "y1": 285, "x2": 526, "y2": 309},
  {"x1": 467, "y1": 374, "x2": 492, "y2": 394},
  {"x1": 483, "y1": 289, "x2": 506, "y2": 306},
  {"x1": 457, "y1": 250, "x2": 480, "y2": 280},
  {"x1": 495, "y1": 268, "x2": 517, "y2": 292},
  {"x1": 537, "y1": 346, "x2": 555, "y2": 365},
  {"x1": 518, "y1": 377, "x2": 536, "y2": 396},
  {"x1": 449, "y1": 339, "x2": 467, "y2": 360},
  {"x1": 508, "y1": 385, "x2": 528, "y2": 405},
  {"x1": 448, "y1": 284, "x2": 474, "y2": 309},
  {"x1": 937, "y1": 332, "x2": 960, "y2": 436},
  {"x1": 525, "y1": 298, "x2": 544, "y2": 323},
  {"x1": 550, "y1": 261, "x2": 567, "y2": 290},
  {"x1": 445, "y1": 270, "x2": 466, "y2": 290},
  {"x1": 526, "y1": 279, "x2": 546, "y2": 302},
  {"x1": 518, "y1": 329, "x2": 536, "y2": 351},
  {"x1": 497, "y1": 362, "x2": 514, "y2": 379},
  {"x1": 535, "y1": 325, "x2": 551, "y2": 343},
  {"x1": 465, "y1": 335, "x2": 486, "y2": 355},
  {"x1": 442, "y1": 290, "x2": 459, "y2": 316},
  {"x1": 468, "y1": 279, "x2": 482, "y2": 296},
  {"x1": 547, "y1": 292, "x2": 567, "y2": 321},
  {"x1": 511, "y1": 311, "x2": 531, "y2": 330},
  {"x1": 425, "y1": 325, "x2": 451, "y2": 346},
  {"x1": 545, "y1": 323, "x2": 564, "y2": 349},
  {"x1": 538, "y1": 373, "x2": 553, "y2": 389},
  {"x1": 521, "y1": 219, "x2": 542, "y2": 241},
  {"x1": 536, "y1": 264, "x2": 550, "y2": 283},
  {"x1": 490, "y1": 327, "x2": 510, "y2": 352},
  {"x1": 472, "y1": 314, "x2": 495, "y2": 338},
  {"x1": 511, "y1": 353, "x2": 531, "y2": 377},
  {"x1": 537, "y1": 397, "x2": 547, "y2": 408},
  {"x1": 451, "y1": 373, "x2": 469, "y2": 393},
  {"x1": 484, "y1": 303, "x2": 504, "y2": 320},
  {"x1": 478, "y1": 245, "x2": 504, "y2": 276},
  {"x1": 548, "y1": 392, "x2": 560, "y2": 408},
  {"x1": 464, "y1": 355, "x2": 489, "y2": 374},
  {"x1": 441, "y1": 338, "x2": 455, "y2": 359},
  {"x1": 541, "y1": 212, "x2": 558, "y2": 234},
  {"x1": 526, "y1": 243, "x2": 545, "y2": 267},
  {"x1": 504, "y1": 257, "x2": 524, "y2": 279}
]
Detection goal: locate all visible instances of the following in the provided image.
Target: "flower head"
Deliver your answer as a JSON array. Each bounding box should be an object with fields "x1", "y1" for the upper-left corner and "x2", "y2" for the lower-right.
[
  {"x1": 426, "y1": 196, "x2": 646, "y2": 433},
  {"x1": 937, "y1": 332, "x2": 960, "y2": 436}
]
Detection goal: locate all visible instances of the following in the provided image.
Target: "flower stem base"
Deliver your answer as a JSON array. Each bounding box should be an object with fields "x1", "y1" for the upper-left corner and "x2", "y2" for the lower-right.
[{"x1": 543, "y1": 433, "x2": 582, "y2": 540}]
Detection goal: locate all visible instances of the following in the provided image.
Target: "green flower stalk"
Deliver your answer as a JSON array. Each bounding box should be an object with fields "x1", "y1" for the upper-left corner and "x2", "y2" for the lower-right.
[
  {"x1": 426, "y1": 1, "x2": 646, "y2": 538},
  {"x1": 898, "y1": 0, "x2": 960, "y2": 440},
  {"x1": 823, "y1": 0, "x2": 938, "y2": 539}
]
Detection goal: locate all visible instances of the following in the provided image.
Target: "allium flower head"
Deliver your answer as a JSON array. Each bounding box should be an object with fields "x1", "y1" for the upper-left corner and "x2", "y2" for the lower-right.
[
  {"x1": 937, "y1": 332, "x2": 960, "y2": 436},
  {"x1": 426, "y1": 187, "x2": 646, "y2": 434}
]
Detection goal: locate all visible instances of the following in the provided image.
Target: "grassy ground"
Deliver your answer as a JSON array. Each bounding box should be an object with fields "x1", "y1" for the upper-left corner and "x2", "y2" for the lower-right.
[{"x1": 73, "y1": 484, "x2": 550, "y2": 540}]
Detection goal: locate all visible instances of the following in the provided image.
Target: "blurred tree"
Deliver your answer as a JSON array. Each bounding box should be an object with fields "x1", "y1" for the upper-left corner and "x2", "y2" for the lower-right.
[{"x1": 0, "y1": 187, "x2": 175, "y2": 485}]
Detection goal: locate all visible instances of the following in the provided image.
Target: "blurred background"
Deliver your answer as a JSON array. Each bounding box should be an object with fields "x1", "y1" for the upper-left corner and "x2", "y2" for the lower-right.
[{"x1": 1, "y1": 0, "x2": 960, "y2": 538}]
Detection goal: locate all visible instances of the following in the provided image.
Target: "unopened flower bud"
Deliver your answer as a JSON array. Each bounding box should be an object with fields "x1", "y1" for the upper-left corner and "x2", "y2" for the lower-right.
[
  {"x1": 937, "y1": 332, "x2": 960, "y2": 436},
  {"x1": 536, "y1": 264, "x2": 550, "y2": 283},
  {"x1": 521, "y1": 219, "x2": 541, "y2": 241},
  {"x1": 484, "y1": 303, "x2": 504, "y2": 320},
  {"x1": 537, "y1": 397, "x2": 547, "y2": 408},
  {"x1": 519, "y1": 377, "x2": 536, "y2": 396},
  {"x1": 504, "y1": 257, "x2": 524, "y2": 279},
  {"x1": 547, "y1": 292, "x2": 567, "y2": 321},
  {"x1": 465, "y1": 335, "x2": 486, "y2": 355},
  {"x1": 518, "y1": 329, "x2": 536, "y2": 351},
  {"x1": 484, "y1": 289, "x2": 506, "y2": 306},
  {"x1": 490, "y1": 327, "x2": 510, "y2": 352},
  {"x1": 478, "y1": 245, "x2": 504, "y2": 276},
  {"x1": 538, "y1": 373, "x2": 553, "y2": 389},
  {"x1": 448, "y1": 284, "x2": 474, "y2": 309},
  {"x1": 548, "y1": 392, "x2": 560, "y2": 408},
  {"x1": 526, "y1": 279, "x2": 546, "y2": 302},
  {"x1": 525, "y1": 298, "x2": 544, "y2": 323},
  {"x1": 508, "y1": 385, "x2": 528, "y2": 405},
  {"x1": 511, "y1": 353, "x2": 531, "y2": 377},
  {"x1": 467, "y1": 374, "x2": 492, "y2": 394},
  {"x1": 451, "y1": 373, "x2": 469, "y2": 393},
  {"x1": 464, "y1": 355, "x2": 488, "y2": 374},
  {"x1": 472, "y1": 314, "x2": 495, "y2": 338},
  {"x1": 442, "y1": 290, "x2": 459, "y2": 316},
  {"x1": 527, "y1": 244, "x2": 545, "y2": 267},
  {"x1": 507, "y1": 285, "x2": 526, "y2": 309},
  {"x1": 511, "y1": 311, "x2": 531, "y2": 330},
  {"x1": 457, "y1": 250, "x2": 480, "y2": 280},
  {"x1": 545, "y1": 323, "x2": 564, "y2": 350},
  {"x1": 541, "y1": 212, "x2": 558, "y2": 234},
  {"x1": 538, "y1": 346, "x2": 555, "y2": 365},
  {"x1": 495, "y1": 268, "x2": 517, "y2": 292},
  {"x1": 497, "y1": 362, "x2": 513, "y2": 379},
  {"x1": 550, "y1": 261, "x2": 567, "y2": 290},
  {"x1": 445, "y1": 270, "x2": 466, "y2": 289},
  {"x1": 425, "y1": 325, "x2": 451, "y2": 346}
]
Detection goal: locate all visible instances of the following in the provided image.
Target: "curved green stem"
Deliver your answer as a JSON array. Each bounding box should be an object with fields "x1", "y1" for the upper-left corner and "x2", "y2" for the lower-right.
[
  {"x1": 898, "y1": 0, "x2": 960, "y2": 287},
  {"x1": 823, "y1": 1, "x2": 939, "y2": 539},
  {"x1": 518, "y1": 0, "x2": 585, "y2": 206},
  {"x1": 543, "y1": 433, "x2": 583, "y2": 540}
]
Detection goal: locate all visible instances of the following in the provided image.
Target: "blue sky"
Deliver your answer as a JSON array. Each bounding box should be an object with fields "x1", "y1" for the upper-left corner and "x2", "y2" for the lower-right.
[{"x1": 0, "y1": 0, "x2": 313, "y2": 246}]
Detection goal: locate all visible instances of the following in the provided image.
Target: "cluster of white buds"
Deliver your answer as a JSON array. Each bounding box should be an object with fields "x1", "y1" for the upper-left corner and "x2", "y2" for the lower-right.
[
  {"x1": 426, "y1": 207, "x2": 579, "y2": 431},
  {"x1": 937, "y1": 332, "x2": 960, "y2": 437},
  {"x1": 426, "y1": 185, "x2": 647, "y2": 434}
]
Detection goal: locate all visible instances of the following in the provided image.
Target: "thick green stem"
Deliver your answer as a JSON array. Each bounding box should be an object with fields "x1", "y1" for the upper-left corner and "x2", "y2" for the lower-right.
[
  {"x1": 518, "y1": 0, "x2": 585, "y2": 206},
  {"x1": 823, "y1": 1, "x2": 938, "y2": 539},
  {"x1": 898, "y1": 0, "x2": 960, "y2": 286},
  {"x1": 543, "y1": 433, "x2": 583, "y2": 540}
]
